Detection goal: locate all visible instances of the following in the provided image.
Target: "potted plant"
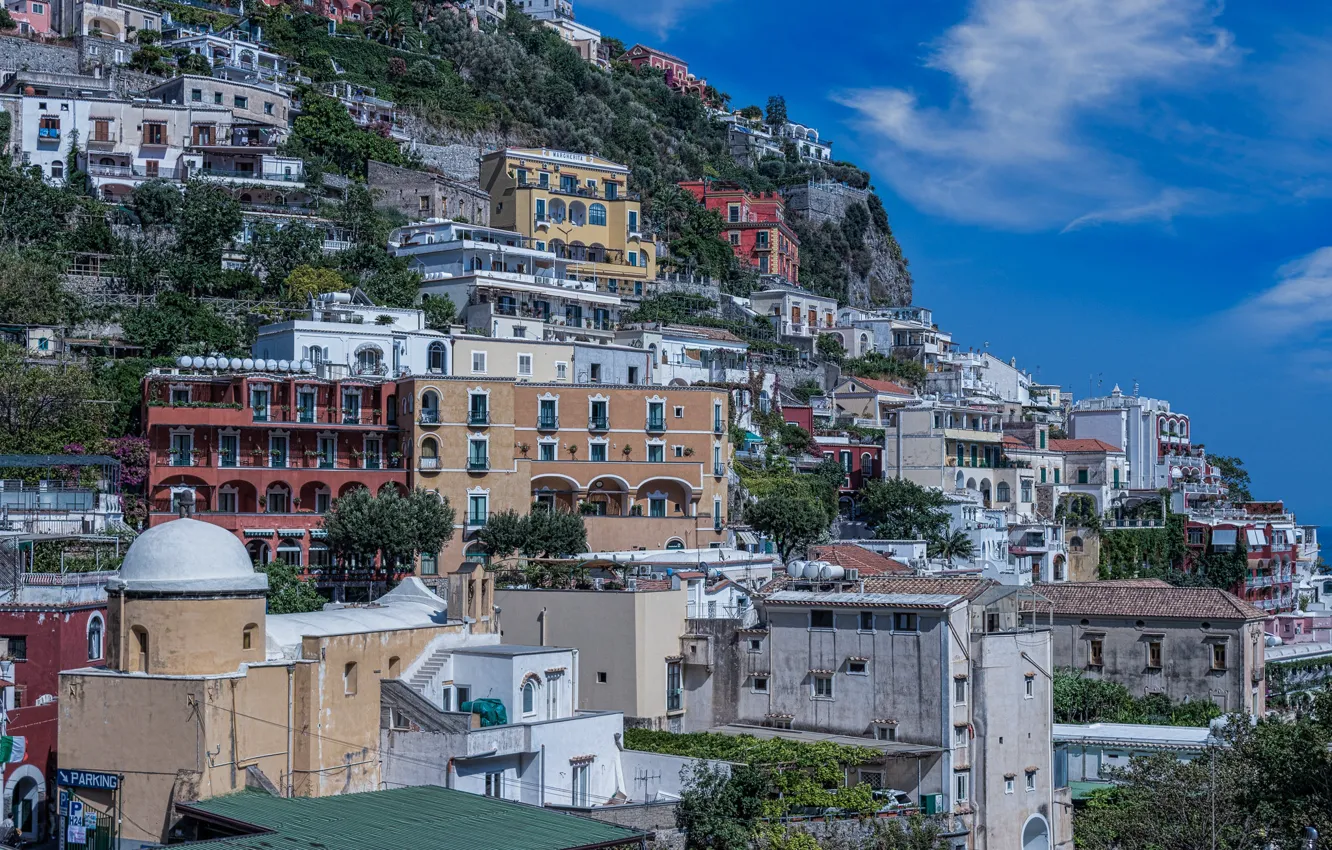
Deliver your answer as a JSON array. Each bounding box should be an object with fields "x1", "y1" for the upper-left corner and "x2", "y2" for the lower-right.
[
  {"x1": 258, "y1": 495, "x2": 267, "y2": 509},
  {"x1": 630, "y1": 505, "x2": 643, "y2": 516},
  {"x1": 567, "y1": 444, "x2": 578, "y2": 459},
  {"x1": 291, "y1": 497, "x2": 302, "y2": 510},
  {"x1": 517, "y1": 443, "x2": 530, "y2": 457},
  {"x1": 683, "y1": 447, "x2": 695, "y2": 457},
  {"x1": 621, "y1": 444, "x2": 632, "y2": 457}
]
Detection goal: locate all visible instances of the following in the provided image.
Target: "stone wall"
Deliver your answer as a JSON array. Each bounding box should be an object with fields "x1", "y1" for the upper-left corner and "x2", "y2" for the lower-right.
[
  {"x1": 367, "y1": 159, "x2": 490, "y2": 224},
  {"x1": 548, "y1": 801, "x2": 680, "y2": 833},
  {"x1": 0, "y1": 35, "x2": 81, "y2": 75},
  {"x1": 783, "y1": 180, "x2": 870, "y2": 227}
]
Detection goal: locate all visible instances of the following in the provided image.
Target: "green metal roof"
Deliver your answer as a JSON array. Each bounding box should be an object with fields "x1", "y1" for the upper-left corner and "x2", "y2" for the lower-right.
[{"x1": 176, "y1": 787, "x2": 646, "y2": 850}]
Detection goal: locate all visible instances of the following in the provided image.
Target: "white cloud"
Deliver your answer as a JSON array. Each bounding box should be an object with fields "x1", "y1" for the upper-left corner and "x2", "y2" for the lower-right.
[
  {"x1": 1234, "y1": 247, "x2": 1332, "y2": 334},
  {"x1": 1060, "y1": 188, "x2": 1205, "y2": 232},
  {"x1": 576, "y1": 0, "x2": 715, "y2": 39},
  {"x1": 836, "y1": 0, "x2": 1237, "y2": 230}
]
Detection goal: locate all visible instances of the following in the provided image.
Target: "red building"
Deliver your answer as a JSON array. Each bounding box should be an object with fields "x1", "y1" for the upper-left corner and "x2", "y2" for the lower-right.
[
  {"x1": 143, "y1": 370, "x2": 411, "y2": 597},
  {"x1": 1185, "y1": 504, "x2": 1299, "y2": 613},
  {"x1": 679, "y1": 180, "x2": 800, "y2": 284},
  {"x1": 620, "y1": 44, "x2": 708, "y2": 97},
  {"x1": 0, "y1": 573, "x2": 109, "y2": 842}
]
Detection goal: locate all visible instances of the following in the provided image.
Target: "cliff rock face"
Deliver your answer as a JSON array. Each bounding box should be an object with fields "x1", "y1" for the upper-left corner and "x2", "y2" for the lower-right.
[
  {"x1": 787, "y1": 185, "x2": 913, "y2": 309},
  {"x1": 853, "y1": 228, "x2": 913, "y2": 308}
]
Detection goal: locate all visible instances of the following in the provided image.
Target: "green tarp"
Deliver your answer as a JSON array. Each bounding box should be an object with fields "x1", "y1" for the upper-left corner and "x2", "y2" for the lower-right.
[{"x1": 461, "y1": 698, "x2": 508, "y2": 727}]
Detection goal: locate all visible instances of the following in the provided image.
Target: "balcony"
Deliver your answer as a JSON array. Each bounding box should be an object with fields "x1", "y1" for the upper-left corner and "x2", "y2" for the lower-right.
[
  {"x1": 419, "y1": 409, "x2": 440, "y2": 425},
  {"x1": 419, "y1": 457, "x2": 440, "y2": 470},
  {"x1": 537, "y1": 415, "x2": 559, "y2": 431},
  {"x1": 646, "y1": 416, "x2": 667, "y2": 433},
  {"x1": 713, "y1": 463, "x2": 726, "y2": 477},
  {"x1": 588, "y1": 416, "x2": 609, "y2": 432},
  {"x1": 468, "y1": 410, "x2": 491, "y2": 427},
  {"x1": 467, "y1": 456, "x2": 490, "y2": 472},
  {"x1": 253, "y1": 409, "x2": 270, "y2": 423},
  {"x1": 714, "y1": 420, "x2": 725, "y2": 435},
  {"x1": 466, "y1": 512, "x2": 489, "y2": 527}
]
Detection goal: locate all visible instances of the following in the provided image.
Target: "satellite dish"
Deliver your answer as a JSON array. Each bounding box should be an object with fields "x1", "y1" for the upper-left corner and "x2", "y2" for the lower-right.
[
  {"x1": 242, "y1": 358, "x2": 255, "y2": 370},
  {"x1": 191, "y1": 356, "x2": 205, "y2": 368},
  {"x1": 177, "y1": 356, "x2": 192, "y2": 368}
]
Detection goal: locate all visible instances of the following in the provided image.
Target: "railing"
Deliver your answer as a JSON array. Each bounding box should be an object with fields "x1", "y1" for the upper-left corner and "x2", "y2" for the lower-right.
[
  {"x1": 419, "y1": 457, "x2": 440, "y2": 470},
  {"x1": 1247, "y1": 575, "x2": 1274, "y2": 588},
  {"x1": 714, "y1": 420, "x2": 725, "y2": 434},
  {"x1": 537, "y1": 415, "x2": 559, "y2": 431},
  {"x1": 588, "y1": 416, "x2": 608, "y2": 432},
  {"x1": 419, "y1": 410, "x2": 440, "y2": 425},
  {"x1": 646, "y1": 417, "x2": 667, "y2": 433},
  {"x1": 468, "y1": 410, "x2": 490, "y2": 426},
  {"x1": 466, "y1": 512, "x2": 489, "y2": 527},
  {"x1": 467, "y1": 457, "x2": 490, "y2": 471},
  {"x1": 152, "y1": 450, "x2": 403, "y2": 471},
  {"x1": 713, "y1": 463, "x2": 726, "y2": 477},
  {"x1": 197, "y1": 168, "x2": 304, "y2": 183}
]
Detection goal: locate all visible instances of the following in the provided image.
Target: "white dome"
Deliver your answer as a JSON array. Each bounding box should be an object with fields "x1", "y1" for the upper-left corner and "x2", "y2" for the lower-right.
[{"x1": 111, "y1": 519, "x2": 269, "y2": 594}]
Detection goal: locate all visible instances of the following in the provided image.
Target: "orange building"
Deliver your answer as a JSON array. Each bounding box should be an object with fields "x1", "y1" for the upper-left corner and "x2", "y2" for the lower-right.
[{"x1": 679, "y1": 179, "x2": 799, "y2": 284}]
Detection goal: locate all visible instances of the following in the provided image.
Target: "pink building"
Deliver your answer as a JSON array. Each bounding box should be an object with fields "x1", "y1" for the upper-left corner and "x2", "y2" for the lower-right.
[
  {"x1": 1266, "y1": 612, "x2": 1332, "y2": 644},
  {"x1": 5, "y1": 0, "x2": 53, "y2": 36},
  {"x1": 619, "y1": 44, "x2": 708, "y2": 98}
]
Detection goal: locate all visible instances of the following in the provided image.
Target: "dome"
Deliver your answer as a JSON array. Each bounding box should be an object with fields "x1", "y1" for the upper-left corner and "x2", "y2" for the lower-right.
[{"x1": 110, "y1": 519, "x2": 269, "y2": 594}]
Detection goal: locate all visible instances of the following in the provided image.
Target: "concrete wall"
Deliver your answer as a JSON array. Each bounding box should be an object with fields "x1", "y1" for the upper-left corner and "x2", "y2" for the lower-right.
[
  {"x1": 619, "y1": 749, "x2": 731, "y2": 801},
  {"x1": 571, "y1": 342, "x2": 651, "y2": 385},
  {"x1": 1048, "y1": 614, "x2": 1264, "y2": 714},
  {"x1": 678, "y1": 617, "x2": 743, "y2": 731},
  {"x1": 108, "y1": 593, "x2": 266, "y2": 675},
  {"x1": 368, "y1": 160, "x2": 490, "y2": 225}
]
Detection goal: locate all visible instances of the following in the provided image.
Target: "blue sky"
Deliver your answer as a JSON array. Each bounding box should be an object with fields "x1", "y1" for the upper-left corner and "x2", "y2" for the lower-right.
[{"x1": 576, "y1": 0, "x2": 1332, "y2": 528}]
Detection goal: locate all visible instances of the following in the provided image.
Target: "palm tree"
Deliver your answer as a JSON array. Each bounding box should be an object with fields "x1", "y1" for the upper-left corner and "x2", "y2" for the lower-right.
[
  {"x1": 928, "y1": 529, "x2": 975, "y2": 563},
  {"x1": 368, "y1": 5, "x2": 409, "y2": 47}
]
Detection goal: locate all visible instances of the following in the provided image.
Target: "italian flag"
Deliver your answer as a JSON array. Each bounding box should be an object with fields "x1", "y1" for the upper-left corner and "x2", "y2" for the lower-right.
[{"x1": 0, "y1": 737, "x2": 26, "y2": 764}]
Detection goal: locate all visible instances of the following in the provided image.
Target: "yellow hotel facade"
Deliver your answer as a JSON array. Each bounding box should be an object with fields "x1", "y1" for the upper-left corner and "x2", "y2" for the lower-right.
[{"x1": 480, "y1": 148, "x2": 657, "y2": 297}]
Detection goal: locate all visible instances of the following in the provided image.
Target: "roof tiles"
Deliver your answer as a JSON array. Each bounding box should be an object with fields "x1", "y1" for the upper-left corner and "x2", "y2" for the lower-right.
[
  {"x1": 809, "y1": 545, "x2": 912, "y2": 575},
  {"x1": 1033, "y1": 582, "x2": 1265, "y2": 620}
]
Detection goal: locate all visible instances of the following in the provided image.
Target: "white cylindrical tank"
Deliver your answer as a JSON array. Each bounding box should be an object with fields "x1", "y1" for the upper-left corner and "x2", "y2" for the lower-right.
[
  {"x1": 786, "y1": 560, "x2": 806, "y2": 578},
  {"x1": 177, "y1": 356, "x2": 192, "y2": 368},
  {"x1": 242, "y1": 358, "x2": 255, "y2": 370},
  {"x1": 205, "y1": 356, "x2": 218, "y2": 369},
  {"x1": 802, "y1": 562, "x2": 821, "y2": 580},
  {"x1": 229, "y1": 357, "x2": 243, "y2": 370},
  {"x1": 818, "y1": 564, "x2": 846, "y2": 581},
  {"x1": 265, "y1": 359, "x2": 279, "y2": 371},
  {"x1": 277, "y1": 359, "x2": 290, "y2": 371}
]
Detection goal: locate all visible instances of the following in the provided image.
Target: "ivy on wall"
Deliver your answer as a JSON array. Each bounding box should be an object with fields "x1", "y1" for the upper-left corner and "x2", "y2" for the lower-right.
[{"x1": 1267, "y1": 657, "x2": 1332, "y2": 708}]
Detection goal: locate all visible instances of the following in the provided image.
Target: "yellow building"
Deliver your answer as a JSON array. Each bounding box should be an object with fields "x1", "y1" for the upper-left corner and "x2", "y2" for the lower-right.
[
  {"x1": 479, "y1": 148, "x2": 656, "y2": 294},
  {"x1": 58, "y1": 519, "x2": 495, "y2": 845}
]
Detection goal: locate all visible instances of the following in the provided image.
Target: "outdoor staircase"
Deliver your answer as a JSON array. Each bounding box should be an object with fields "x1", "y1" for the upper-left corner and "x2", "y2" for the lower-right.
[{"x1": 403, "y1": 642, "x2": 454, "y2": 709}]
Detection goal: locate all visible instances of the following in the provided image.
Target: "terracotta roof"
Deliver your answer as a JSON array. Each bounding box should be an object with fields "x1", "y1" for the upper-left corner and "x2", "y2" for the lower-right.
[
  {"x1": 762, "y1": 574, "x2": 992, "y2": 600},
  {"x1": 850, "y1": 377, "x2": 915, "y2": 396},
  {"x1": 809, "y1": 545, "x2": 912, "y2": 576},
  {"x1": 1032, "y1": 582, "x2": 1265, "y2": 620},
  {"x1": 1002, "y1": 435, "x2": 1032, "y2": 449},
  {"x1": 1049, "y1": 439, "x2": 1123, "y2": 453},
  {"x1": 667, "y1": 324, "x2": 744, "y2": 343}
]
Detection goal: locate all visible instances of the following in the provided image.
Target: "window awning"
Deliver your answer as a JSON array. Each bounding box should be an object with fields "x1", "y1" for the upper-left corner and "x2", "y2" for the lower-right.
[
  {"x1": 1246, "y1": 529, "x2": 1268, "y2": 547},
  {"x1": 1212, "y1": 528, "x2": 1237, "y2": 550}
]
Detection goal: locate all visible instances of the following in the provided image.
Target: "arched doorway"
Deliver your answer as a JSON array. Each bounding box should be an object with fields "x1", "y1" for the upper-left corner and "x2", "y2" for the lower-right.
[
  {"x1": 6, "y1": 766, "x2": 44, "y2": 842},
  {"x1": 246, "y1": 539, "x2": 271, "y2": 564},
  {"x1": 1022, "y1": 814, "x2": 1050, "y2": 850}
]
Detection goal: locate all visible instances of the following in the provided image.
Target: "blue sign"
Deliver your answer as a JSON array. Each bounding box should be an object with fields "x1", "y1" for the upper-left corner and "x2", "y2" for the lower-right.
[{"x1": 56, "y1": 770, "x2": 119, "y2": 791}]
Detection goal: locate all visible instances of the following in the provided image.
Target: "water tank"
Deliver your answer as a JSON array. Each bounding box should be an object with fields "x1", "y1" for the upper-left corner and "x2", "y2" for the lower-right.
[
  {"x1": 786, "y1": 560, "x2": 806, "y2": 578},
  {"x1": 242, "y1": 358, "x2": 255, "y2": 370},
  {"x1": 277, "y1": 359, "x2": 290, "y2": 371},
  {"x1": 265, "y1": 359, "x2": 279, "y2": 371},
  {"x1": 299, "y1": 360, "x2": 313, "y2": 372},
  {"x1": 191, "y1": 356, "x2": 205, "y2": 368},
  {"x1": 319, "y1": 292, "x2": 352, "y2": 303},
  {"x1": 818, "y1": 564, "x2": 846, "y2": 581},
  {"x1": 802, "y1": 562, "x2": 821, "y2": 580},
  {"x1": 177, "y1": 355, "x2": 193, "y2": 368},
  {"x1": 229, "y1": 357, "x2": 243, "y2": 370},
  {"x1": 205, "y1": 356, "x2": 218, "y2": 369}
]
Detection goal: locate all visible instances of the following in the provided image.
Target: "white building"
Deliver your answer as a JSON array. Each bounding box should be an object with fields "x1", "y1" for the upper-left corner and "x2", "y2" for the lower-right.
[
  {"x1": 389, "y1": 220, "x2": 625, "y2": 343},
  {"x1": 253, "y1": 291, "x2": 451, "y2": 378},
  {"x1": 940, "y1": 492, "x2": 1023, "y2": 584},
  {"x1": 749, "y1": 284, "x2": 838, "y2": 338},
  {"x1": 837, "y1": 305, "x2": 953, "y2": 369},
  {"x1": 162, "y1": 24, "x2": 293, "y2": 84},
  {"x1": 775, "y1": 120, "x2": 832, "y2": 162},
  {"x1": 1069, "y1": 386, "x2": 1190, "y2": 492}
]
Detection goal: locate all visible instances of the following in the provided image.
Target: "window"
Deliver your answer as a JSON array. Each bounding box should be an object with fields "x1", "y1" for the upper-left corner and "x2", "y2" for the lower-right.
[
  {"x1": 213, "y1": 91, "x2": 223, "y2": 104},
  {"x1": 1089, "y1": 639, "x2": 1104, "y2": 667},
  {"x1": 343, "y1": 662, "x2": 358, "y2": 695},
  {"x1": 848, "y1": 660, "x2": 867, "y2": 675},
  {"x1": 588, "y1": 203, "x2": 606, "y2": 226},
  {"x1": 1055, "y1": 468, "x2": 1062, "y2": 484},
  {"x1": 242, "y1": 623, "x2": 256, "y2": 650},
  {"x1": 468, "y1": 494, "x2": 488, "y2": 525},
  {"x1": 1040, "y1": 467, "x2": 1047, "y2": 483},
  {"x1": 133, "y1": 628, "x2": 148, "y2": 673},
  {"x1": 1021, "y1": 479, "x2": 1033, "y2": 502},
  {"x1": 875, "y1": 725, "x2": 896, "y2": 741},
  {"x1": 522, "y1": 679, "x2": 537, "y2": 714},
  {"x1": 894, "y1": 612, "x2": 918, "y2": 632},
  {"x1": 628, "y1": 366, "x2": 639, "y2": 384},
  {"x1": 1025, "y1": 771, "x2": 1036, "y2": 792},
  {"x1": 756, "y1": 231, "x2": 769, "y2": 249},
  {"x1": 666, "y1": 661, "x2": 682, "y2": 711},
  {"x1": 190, "y1": 88, "x2": 203, "y2": 102},
  {"x1": 649, "y1": 497, "x2": 666, "y2": 517},
  {"x1": 810, "y1": 610, "x2": 834, "y2": 630},
  {"x1": 1148, "y1": 640, "x2": 1163, "y2": 668},
  {"x1": 954, "y1": 678, "x2": 966, "y2": 704},
  {"x1": 954, "y1": 726, "x2": 968, "y2": 749},
  {"x1": 1212, "y1": 643, "x2": 1227, "y2": 670},
  {"x1": 265, "y1": 101, "x2": 274, "y2": 115},
  {"x1": 647, "y1": 444, "x2": 664, "y2": 463},
  {"x1": 596, "y1": 672, "x2": 608, "y2": 684},
  {"x1": 87, "y1": 616, "x2": 104, "y2": 660},
  {"x1": 555, "y1": 362, "x2": 568, "y2": 380},
  {"x1": 859, "y1": 611, "x2": 875, "y2": 632},
  {"x1": 728, "y1": 232, "x2": 740, "y2": 245},
  {"x1": 472, "y1": 351, "x2": 487, "y2": 373},
  {"x1": 142, "y1": 122, "x2": 165, "y2": 144},
  {"x1": 217, "y1": 489, "x2": 237, "y2": 513},
  {"x1": 539, "y1": 442, "x2": 555, "y2": 461},
  {"x1": 728, "y1": 204, "x2": 740, "y2": 223},
  {"x1": 1005, "y1": 777, "x2": 1015, "y2": 795},
  {"x1": 420, "y1": 553, "x2": 438, "y2": 575},
  {"x1": 1025, "y1": 675, "x2": 1035, "y2": 698},
  {"x1": 518, "y1": 354, "x2": 532, "y2": 376},
  {"x1": 996, "y1": 481, "x2": 1011, "y2": 502},
  {"x1": 516, "y1": 167, "x2": 528, "y2": 185},
  {"x1": 590, "y1": 442, "x2": 607, "y2": 462},
  {"x1": 955, "y1": 772, "x2": 969, "y2": 803},
  {"x1": 589, "y1": 363, "x2": 602, "y2": 383},
  {"x1": 234, "y1": 95, "x2": 248, "y2": 109},
  {"x1": 812, "y1": 675, "x2": 833, "y2": 700},
  {"x1": 484, "y1": 772, "x2": 503, "y2": 798},
  {"x1": 752, "y1": 676, "x2": 768, "y2": 692},
  {"x1": 748, "y1": 638, "x2": 762, "y2": 652},
  {"x1": 568, "y1": 763, "x2": 590, "y2": 806}
]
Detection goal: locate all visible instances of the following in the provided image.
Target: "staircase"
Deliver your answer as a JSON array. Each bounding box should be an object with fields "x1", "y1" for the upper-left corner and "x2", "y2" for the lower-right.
[{"x1": 403, "y1": 641, "x2": 454, "y2": 709}]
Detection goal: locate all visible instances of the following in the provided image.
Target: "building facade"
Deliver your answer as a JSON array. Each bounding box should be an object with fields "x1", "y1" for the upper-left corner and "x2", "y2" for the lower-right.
[
  {"x1": 368, "y1": 160, "x2": 491, "y2": 225},
  {"x1": 679, "y1": 180, "x2": 800, "y2": 284}
]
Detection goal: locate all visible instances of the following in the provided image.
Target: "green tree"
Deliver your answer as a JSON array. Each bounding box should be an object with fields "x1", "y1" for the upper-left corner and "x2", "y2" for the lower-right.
[
  {"x1": 476, "y1": 508, "x2": 526, "y2": 560},
  {"x1": 764, "y1": 95, "x2": 788, "y2": 128},
  {"x1": 129, "y1": 179, "x2": 183, "y2": 227},
  {"x1": 322, "y1": 486, "x2": 455, "y2": 568},
  {"x1": 676, "y1": 762, "x2": 768, "y2": 850},
  {"x1": 0, "y1": 345, "x2": 107, "y2": 454},
  {"x1": 283, "y1": 264, "x2": 347, "y2": 303},
  {"x1": 120, "y1": 292, "x2": 244, "y2": 357},
  {"x1": 738, "y1": 104, "x2": 763, "y2": 121},
  {"x1": 859, "y1": 478, "x2": 950, "y2": 540},
  {"x1": 0, "y1": 249, "x2": 79, "y2": 325},
  {"x1": 169, "y1": 181, "x2": 242, "y2": 294},
  {"x1": 285, "y1": 89, "x2": 407, "y2": 176},
  {"x1": 421, "y1": 294, "x2": 456, "y2": 330},
  {"x1": 815, "y1": 332, "x2": 845, "y2": 364},
  {"x1": 522, "y1": 506, "x2": 587, "y2": 559},
  {"x1": 1210, "y1": 455, "x2": 1253, "y2": 502},
  {"x1": 369, "y1": 4, "x2": 409, "y2": 46},
  {"x1": 247, "y1": 220, "x2": 325, "y2": 291},
  {"x1": 260, "y1": 560, "x2": 327, "y2": 613},
  {"x1": 0, "y1": 7, "x2": 16, "y2": 29},
  {"x1": 927, "y1": 529, "x2": 975, "y2": 562},
  {"x1": 745, "y1": 490, "x2": 827, "y2": 562},
  {"x1": 177, "y1": 52, "x2": 212, "y2": 75}
]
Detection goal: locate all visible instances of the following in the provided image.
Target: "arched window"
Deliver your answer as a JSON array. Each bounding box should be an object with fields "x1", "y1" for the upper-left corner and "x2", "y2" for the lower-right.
[
  {"x1": 665, "y1": 538, "x2": 685, "y2": 550},
  {"x1": 388, "y1": 656, "x2": 401, "y2": 678},
  {"x1": 87, "y1": 614, "x2": 104, "y2": 661},
  {"x1": 758, "y1": 390, "x2": 771, "y2": 413},
  {"x1": 588, "y1": 203, "x2": 607, "y2": 226},
  {"x1": 344, "y1": 661, "x2": 358, "y2": 695},
  {"x1": 51, "y1": 161, "x2": 63, "y2": 180},
  {"x1": 427, "y1": 341, "x2": 446, "y2": 373},
  {"x1": 356, "y1": 347, "x2": 382, "y2": 373},
  {"x1": 276, "y1": 538, "x2": 302, "y2": 566},
  {"x1": 1070, "y1": 536, "x2": 1084, "y2": 552},
  {"x1": 132, "y1": 626, "x2": 149, "y2": 673},
  {"x1": 996, "y1": 481, "x2": 1011, "y2": 502},
  {"x1": 242, "y1": 623, "x2": 258, "y2": 650},
  {"x1": 522, "y1": 679, "x2": 537, "y2": 714},
  {"x1": 860, "y1": 452, "x2": 873, "y2": 473},
  {"x1": 419, "y1": 437, "x2": 439, "y2": 470}
]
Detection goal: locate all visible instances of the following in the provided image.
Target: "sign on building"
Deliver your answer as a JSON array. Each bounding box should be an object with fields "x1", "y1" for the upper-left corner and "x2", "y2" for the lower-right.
[{"x1": 56, "y1": 769, "x2": 120, "y2": 791}]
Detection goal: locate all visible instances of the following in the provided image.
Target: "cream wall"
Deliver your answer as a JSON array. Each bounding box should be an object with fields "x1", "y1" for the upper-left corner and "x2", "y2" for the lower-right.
[
  {"x1": 108, "y1": 594, "x2": 266, "y2": 675},
  {"x1": 452, "y1": 336, "x2": 575, "y2": 383}
]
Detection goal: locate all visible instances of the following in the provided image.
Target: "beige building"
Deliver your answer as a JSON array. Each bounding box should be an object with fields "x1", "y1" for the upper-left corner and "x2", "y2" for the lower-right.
[
  {"x1": 146, "y1": 75, "x2": 292, "y2": 131},
  {"x1": 59, "y1": 519, "x2": 498, "y2": 844},
  {"x1": 496, "y1": 584, "x2": 690, "y2": 729},
  {"x1": 479, "y1": 148, "x2": 657, "y2": 294}
]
